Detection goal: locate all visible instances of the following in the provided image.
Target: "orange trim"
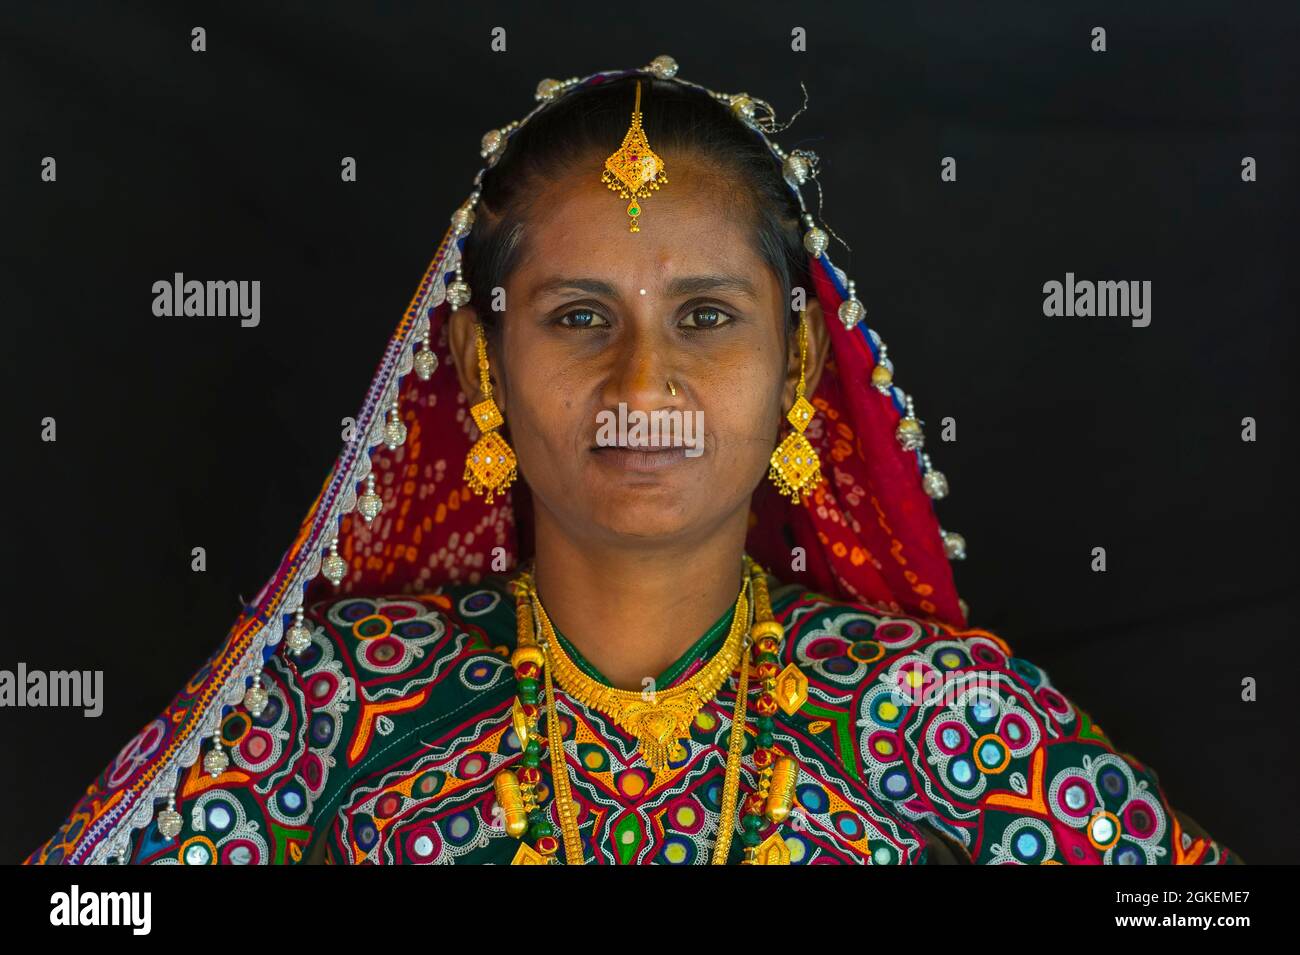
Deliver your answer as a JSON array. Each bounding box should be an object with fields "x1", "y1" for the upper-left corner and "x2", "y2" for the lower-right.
[
  {"x1": 984, "y1": 745, "x2": 1047, "y2": 815},
  {"x1": 180, "y1": 759, "x2": 252, "y2": 798},
  {"x1": 1171, "y1": 813, "x2": 1209, "y2": 865},
  {"x1": 347, "y1": 685, "x2": 433, "y2": 764},
  {"x1": 85, "y1": 789, "x2": 125, "y2": 828}
]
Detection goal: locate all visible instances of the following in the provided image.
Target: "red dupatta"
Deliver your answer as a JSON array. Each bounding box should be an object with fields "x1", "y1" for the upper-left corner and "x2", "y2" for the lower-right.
[{"x1": 324, "y1": 235, "x2": 966, "y2": 627}]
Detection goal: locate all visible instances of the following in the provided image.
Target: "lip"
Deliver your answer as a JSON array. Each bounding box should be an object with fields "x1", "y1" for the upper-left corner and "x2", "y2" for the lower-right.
[{"x1": 590, "y1": 445, "x2": 693, "y2": 472}]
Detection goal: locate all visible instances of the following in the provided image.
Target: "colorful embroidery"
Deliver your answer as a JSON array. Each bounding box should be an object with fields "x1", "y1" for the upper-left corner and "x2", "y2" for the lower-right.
[{"x1": 27, "y1": 577, "x2": 1237, "y2": 865}]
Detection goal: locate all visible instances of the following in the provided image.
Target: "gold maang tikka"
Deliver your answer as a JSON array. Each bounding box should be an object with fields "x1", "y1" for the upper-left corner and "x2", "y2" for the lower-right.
[
  {"x1": 768, "y1": 309, "x2": 823, "y2": 501},
  {"x1": 601, "y1": 79, "x2": 667, "y2": 233},
  {"x1": 464, "y1": 321, "x2": 517, "y2": 504}
]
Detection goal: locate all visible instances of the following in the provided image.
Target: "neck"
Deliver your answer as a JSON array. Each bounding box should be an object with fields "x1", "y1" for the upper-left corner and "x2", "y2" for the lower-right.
[{"x1": 529, "y1": 504, "x2": 750, "y2": 692}]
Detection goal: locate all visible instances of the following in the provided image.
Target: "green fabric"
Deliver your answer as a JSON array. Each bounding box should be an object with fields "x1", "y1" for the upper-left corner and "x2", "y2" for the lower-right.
[{"x1": 549, "y1": 594, "x2": 737, "y2": 689}]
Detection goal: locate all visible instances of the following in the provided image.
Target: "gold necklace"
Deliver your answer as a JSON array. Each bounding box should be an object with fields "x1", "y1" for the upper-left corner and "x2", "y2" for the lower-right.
[
  {"x1": 501, "y1": 557, "x2": 793, "y2": 865},
  {"x1": 531, "y1": 572, "x2": 750, "y2": 777},
  {"x1": 526, "y1": 561, "x2": 756, "y2": 865},
  {"x1": 541, "y1": 627, "x2": 752, "y2": 865}
]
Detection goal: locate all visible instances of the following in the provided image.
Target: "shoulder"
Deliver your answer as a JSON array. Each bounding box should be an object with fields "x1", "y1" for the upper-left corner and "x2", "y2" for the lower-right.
[
  {"x1": 764, "y1": 577, "x2": 1238, "y2": 865},
  {"x1": 304, "y1": 575, "x2": 518, "y2": 682},
  {"x1": 298, "y1": 574, "x2": 520, "y2": 755},
  {"x1": 769, "y1": 581, "x2": 1048, "y2": 720},
  {"x1": 25, "y1": 576, "x2": 523, "y2": 866}
]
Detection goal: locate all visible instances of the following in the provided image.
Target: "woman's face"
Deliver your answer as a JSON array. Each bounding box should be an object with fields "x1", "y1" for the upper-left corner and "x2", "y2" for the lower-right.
[{"x1": 450, "y1": 153, "x2": 827, "y2": 550}]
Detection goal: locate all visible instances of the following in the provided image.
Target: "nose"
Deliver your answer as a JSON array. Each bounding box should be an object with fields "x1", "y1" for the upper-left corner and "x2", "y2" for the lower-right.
[{"x1": 600, "y1": 325, "x2": 684, "y2": 413}]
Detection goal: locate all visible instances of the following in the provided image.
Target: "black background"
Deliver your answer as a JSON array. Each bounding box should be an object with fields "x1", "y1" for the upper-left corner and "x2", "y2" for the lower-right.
[{"x1": 2, "y1": 1, "x2": 1296, "y2": 864}]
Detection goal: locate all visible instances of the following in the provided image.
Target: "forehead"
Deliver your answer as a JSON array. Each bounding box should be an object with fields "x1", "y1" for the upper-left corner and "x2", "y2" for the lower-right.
[{"x1": 511, "y1": 154, "x2": 776, "y2": 300}]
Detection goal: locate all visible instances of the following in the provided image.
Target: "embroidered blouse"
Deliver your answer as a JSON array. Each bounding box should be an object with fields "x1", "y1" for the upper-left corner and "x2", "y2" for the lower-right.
[{"x1": 31, "y1": 574, "x2": 1238, "y2": 866}]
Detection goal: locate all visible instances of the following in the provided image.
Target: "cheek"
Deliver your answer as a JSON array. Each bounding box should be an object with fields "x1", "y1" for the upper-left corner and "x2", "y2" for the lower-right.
[
  {"x1": 501, "y1": 354, "x2": 587, "y2": 449},
  {"x1": 700, "y1": 366, "x2": 784, "y2": 448}
]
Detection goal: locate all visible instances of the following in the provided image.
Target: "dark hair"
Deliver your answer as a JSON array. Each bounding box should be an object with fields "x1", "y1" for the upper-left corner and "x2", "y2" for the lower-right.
[{"x1": 460, "y1": 74, "x2": 808, "y2": 342}]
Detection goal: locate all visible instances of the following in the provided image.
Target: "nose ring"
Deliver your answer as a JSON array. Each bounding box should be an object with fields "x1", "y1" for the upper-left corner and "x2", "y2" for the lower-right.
[{"x1": 667, "y1": 379, "x2": 677, "y2": 397}]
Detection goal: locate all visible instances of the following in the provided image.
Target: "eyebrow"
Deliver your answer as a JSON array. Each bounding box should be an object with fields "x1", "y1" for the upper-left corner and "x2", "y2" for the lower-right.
[{"x1": 528, "y1": 273, "x2": 760, "y2": 303}]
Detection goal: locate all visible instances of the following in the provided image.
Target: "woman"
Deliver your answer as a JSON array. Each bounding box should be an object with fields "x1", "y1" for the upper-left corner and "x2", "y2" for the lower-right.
[{"x1": 26, "y1": 56, "x2": 1238, "y2": 865}]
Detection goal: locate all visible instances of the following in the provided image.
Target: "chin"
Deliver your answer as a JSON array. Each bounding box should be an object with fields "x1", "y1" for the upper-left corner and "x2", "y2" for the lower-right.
[{"x1": 586, "y1": 494, "x2": 705, "y2": 543}]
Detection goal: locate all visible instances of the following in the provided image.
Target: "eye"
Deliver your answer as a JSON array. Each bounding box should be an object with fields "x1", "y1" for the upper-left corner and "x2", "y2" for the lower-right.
[
  {"x1": 680, "y1": 306, "x2": 734, "y2": 329},
  {"x1": 557, "y1": 308, "x2": 609, "y2": 328}
]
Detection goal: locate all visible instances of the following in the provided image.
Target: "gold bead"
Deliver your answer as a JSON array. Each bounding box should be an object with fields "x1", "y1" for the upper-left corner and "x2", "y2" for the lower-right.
[
  {"x1": 750, "y1": 620, "x2": 784, "y2": 644},
  {"x1": 515, "y1": 596, "x2": 537, "y2": 648},
  {"x1": 494, "y1": 770, "x2": 529, "y2": 838},
  {"x1": 511, "y1": 645, "x2": 543, "y2": 669},
  {"x1": 764, "y1": 756, "x2": 799, "y2": 824}
]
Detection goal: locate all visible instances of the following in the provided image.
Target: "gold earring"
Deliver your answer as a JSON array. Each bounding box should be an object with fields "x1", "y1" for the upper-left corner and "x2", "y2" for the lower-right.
[
  {"x1": 768, "y1": 310, "x2": 823, "y2": 501},
  {"x1": 464, "y1": 321, "x2": 518, "y2": 504}
]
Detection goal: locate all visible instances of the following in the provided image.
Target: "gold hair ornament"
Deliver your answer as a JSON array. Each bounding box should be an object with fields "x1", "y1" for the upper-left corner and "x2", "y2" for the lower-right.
[{"x1": 601, "y1": 79, "x2": 668, "y2": 233}]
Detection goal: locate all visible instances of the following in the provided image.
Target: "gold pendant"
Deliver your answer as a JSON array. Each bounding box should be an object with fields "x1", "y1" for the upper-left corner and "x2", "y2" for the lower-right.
[
  {"x1": 774, "y1": 663, "x2": 809, "y2": 714},
  {"x1": 601, "y1": 80, "x2": 667, "y2": 232},
  {"x1": 615, "y1": 696, "x2": 699, "y2": 776},
  {"x1": 511, "y1": 697, "x2": 531, "y2": 750},
  {"x1": 510, "y1": 841, "x2": 549, "y2": 865},
  {"x1": 751, "y1": 831, "x2": 792, "y2": 865},
  {"x1": 768, "y1": 404, "x2": 822, "y2": 501},
  {"x1": 464, "y1": 412, "x2": 517, "y2": 505}
]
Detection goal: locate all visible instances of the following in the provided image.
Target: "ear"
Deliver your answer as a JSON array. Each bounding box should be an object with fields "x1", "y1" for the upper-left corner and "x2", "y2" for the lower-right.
[
  {"x1": 780, "y1": 296, "x2": 830, "y2": 410},
  {"x1": 446, "y1": 305, "x2": 508, "y2": 413}
]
